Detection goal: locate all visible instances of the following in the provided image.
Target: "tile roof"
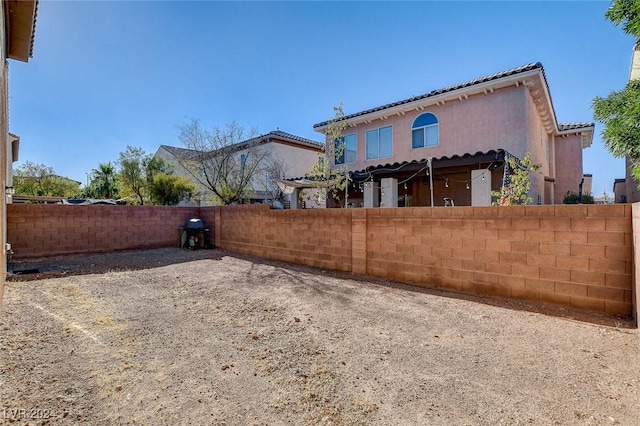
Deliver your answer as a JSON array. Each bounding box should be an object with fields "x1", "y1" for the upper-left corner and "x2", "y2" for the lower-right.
[
  {"x1": 159, "y1": 130, "x2": 323, "y2": 159},
  {"x1": 557, "y1": 122, "x2": 594, "y2": 131},
  {"x1": 349, "y1": 150, "x2": 507, "y2": 179},
  {"x1": 30, "y1": 0, "x2": 39, "y2": 58},
  {"x1": 313, "y1": 63, "x2": 544, "y2": 129},
  {"x1": 267, "y1": 130, "x2": 324, "y2": 148}
]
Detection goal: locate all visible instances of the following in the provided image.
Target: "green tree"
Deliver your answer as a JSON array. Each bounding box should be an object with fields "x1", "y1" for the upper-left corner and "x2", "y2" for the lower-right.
[
  {"x1": 305, "y1": 103, "x2": 348, "y2": 206},
  {"x1": 149, "y1": 173, "x2": 195, "y2": 206},
  {"x1": 605, "y1": 0, "x2": 640, "y2": 40},
  {"x1": 117, "y1": 146, "x2": 168, "y2": 205},
  {"x1": 491, "y1": 152, "x2": 541, "y2": 206},
  {"x1": 118, "y1": 146, "x2": 147, "y2": 205},
  {"x1": 592, "y1": 0, "x2": 640, "y2": 179},
  {"x1": 13, "y1": 161, "x2": 81, "y2": 198},
  {"x1": 593, "y1": 80, "x2": 640, "y2": 177},
  {"x1": 88, "y1": 162, "x2": 118, "y2": 199}
]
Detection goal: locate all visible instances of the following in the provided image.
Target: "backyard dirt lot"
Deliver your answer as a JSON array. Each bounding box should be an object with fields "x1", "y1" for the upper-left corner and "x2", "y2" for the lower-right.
[{"x1": 1, "y1": 248, "x2": 639, "y2": 425}]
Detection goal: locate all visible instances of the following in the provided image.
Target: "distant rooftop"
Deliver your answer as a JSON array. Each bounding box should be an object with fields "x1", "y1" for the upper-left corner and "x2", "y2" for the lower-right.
[{"x1": 159, "y1": 130, "x2": 323, "y2": 158}]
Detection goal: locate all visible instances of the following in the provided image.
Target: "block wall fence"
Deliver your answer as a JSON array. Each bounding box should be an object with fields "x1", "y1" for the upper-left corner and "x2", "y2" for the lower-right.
[
  {"x1": 6, "y1": 204, "x2": 200, "y2": 257},
  {"x1": 6, "y1": 203, "x2": 638, "y2": 325}
]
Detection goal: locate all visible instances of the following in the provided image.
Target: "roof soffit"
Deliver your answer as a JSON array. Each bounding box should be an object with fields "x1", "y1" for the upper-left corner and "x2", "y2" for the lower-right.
[
  {"x1": 5, "y1": 0, "x2": 38, "y2": 62},
  {"x1": 315, "y1": 69, "x2": 560, "y2": 133}
]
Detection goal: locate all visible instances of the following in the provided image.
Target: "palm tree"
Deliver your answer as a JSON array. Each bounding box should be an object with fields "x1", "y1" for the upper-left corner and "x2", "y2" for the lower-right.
[{"x1": 91, "y1": 162, "x2": 118, "y2": 199}]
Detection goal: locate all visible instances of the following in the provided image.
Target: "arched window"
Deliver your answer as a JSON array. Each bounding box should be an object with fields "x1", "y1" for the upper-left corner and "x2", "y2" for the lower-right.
[{"x1": 412, "y1": 113, "x2": 439, "y2": 149}]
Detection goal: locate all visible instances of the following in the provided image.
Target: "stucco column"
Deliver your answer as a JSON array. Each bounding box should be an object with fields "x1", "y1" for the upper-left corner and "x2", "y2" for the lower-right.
[
  {"x1": 380, "y1": 177, "x2": 398, "y2": 208},
  {"x1": 471, "y1": 169, "x2": 491, "y2": 206},
  {"x1": 290, "y1": 189, "x2": 300, "y2": 209},
  {"x1": 363, "y1": 182, "x2": 380, "y2": 208}
]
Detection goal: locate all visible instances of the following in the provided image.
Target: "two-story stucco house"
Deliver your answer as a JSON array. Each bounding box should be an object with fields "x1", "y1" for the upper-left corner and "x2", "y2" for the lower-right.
[
  {"x1": 313, "y1": 62, "x2": 593, "y2": 208},
  {"x1": 155, "y1": 130, "x2": 323, "y2": 206}
]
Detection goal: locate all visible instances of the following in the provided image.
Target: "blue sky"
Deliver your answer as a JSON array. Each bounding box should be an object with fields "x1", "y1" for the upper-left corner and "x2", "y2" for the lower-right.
[{"x1": 8, "y1": 0, "x2": 634, "y2": 197}]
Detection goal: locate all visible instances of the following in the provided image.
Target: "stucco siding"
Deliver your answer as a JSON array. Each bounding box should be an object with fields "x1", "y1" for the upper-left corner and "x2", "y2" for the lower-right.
[
  {"x1": 340, "y1": 85, "x2": 529, "y2": 172},
  {"x1": 1, "y1": 0, "x2": 8, "y2": 307},
  {"x1": 524, "y1": 87, "x2": 550, "y2": 204},
  {"x1": 270, "y1": 141, "x2": 320, "y2": 179},
  {"x1": 554, "y1": 135, "x2": 584, "y2": 202}
]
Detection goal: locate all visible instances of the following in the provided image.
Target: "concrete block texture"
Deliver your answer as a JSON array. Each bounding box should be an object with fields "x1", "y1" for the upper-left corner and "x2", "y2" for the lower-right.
[{"x1": 7, "y1": 203, "x2": 637, "y2": 323}]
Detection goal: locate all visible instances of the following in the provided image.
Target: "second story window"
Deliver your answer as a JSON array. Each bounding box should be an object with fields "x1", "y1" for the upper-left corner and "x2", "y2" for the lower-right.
[
  {"x1": 335, "y1": 133, "x2": 357, "y2": 165},
  {"x1": 412, "y1": 113, "x2": 439, "y2": 149},
  {"x1": 366, "y1": 125, "x2": 393, "y2": 160}
]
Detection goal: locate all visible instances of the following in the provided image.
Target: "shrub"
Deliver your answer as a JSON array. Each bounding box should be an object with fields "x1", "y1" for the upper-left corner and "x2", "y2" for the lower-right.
[{"x1": 563, "y1": 191, "x2": 594, "y2": 204}]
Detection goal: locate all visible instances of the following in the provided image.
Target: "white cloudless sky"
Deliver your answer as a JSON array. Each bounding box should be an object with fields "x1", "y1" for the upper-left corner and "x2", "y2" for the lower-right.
[{"x1": 8, "y1": 0, "x2": 633, "y2": 197}]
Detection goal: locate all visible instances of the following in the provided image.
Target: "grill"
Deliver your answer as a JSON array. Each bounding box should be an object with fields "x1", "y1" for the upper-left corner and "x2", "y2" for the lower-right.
[{"x1": 179, "y1": 218, "x2": 211, "y2": 249}]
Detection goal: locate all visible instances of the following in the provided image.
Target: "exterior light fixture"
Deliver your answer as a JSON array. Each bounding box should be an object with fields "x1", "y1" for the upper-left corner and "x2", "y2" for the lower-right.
[
  {"x1": 445, "y1": 179, "x2": 449, "y2": 188},
  {"x1": 5, "y1": 186, "x2": 14, "y2": 195},
  {"x1": 466, "y1": 181, "x2": 470, "y2": 190}
]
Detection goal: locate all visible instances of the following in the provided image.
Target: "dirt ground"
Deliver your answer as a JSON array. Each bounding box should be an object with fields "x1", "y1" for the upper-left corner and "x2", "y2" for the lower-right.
[{"x1": 1, "y1": 248, "x2": 639, "y2": 425}]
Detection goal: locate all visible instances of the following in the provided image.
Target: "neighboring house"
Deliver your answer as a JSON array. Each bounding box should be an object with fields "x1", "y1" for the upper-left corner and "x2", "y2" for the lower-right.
[
  {"x1": 1, "y1": 0, "x2": 38, "y2": 307},
  {"x1": 613, "y1": 178, "x2": 627, "y2": 204},
  {"x1": 155, "y1": 130, "x2": 323, "y2": 206},
  {"x1": 5, "y1": 132, "x2": 19, "y2": 203},
  {"x1": 615, "y1": 44, "x2": 640, "y2": 204},
  {"x1": 313, "y1": 62, "x2": 593, "y2": 207}
]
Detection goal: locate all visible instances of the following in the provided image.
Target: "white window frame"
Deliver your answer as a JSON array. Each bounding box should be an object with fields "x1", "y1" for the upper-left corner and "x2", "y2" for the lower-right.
[
  {"x1": 366, "y1": 125, "x2": 393, "y2": 160},
  {"x1": 412, "y1": 113, "x2": 439, "y2": 149},
  {"x1": 335, "y1": 133, "x2": 357, "y2": 165}
]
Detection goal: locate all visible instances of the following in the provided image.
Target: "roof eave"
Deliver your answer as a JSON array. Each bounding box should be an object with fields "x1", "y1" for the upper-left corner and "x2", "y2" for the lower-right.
[
  {"x1": 557, "y1": 125, "x2": 594, "y2": 149},
  {"x1": 313, "y1": 68, "x2": 556, "y2": 133},
  {"x1": 5, "y1": 0, "x2": 38, "y2": 62}
]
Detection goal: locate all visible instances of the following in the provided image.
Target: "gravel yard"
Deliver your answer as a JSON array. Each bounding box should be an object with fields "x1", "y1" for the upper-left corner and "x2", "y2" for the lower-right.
[{"x1": 1, "y1": 248, "x2": 639, "y2": 425}]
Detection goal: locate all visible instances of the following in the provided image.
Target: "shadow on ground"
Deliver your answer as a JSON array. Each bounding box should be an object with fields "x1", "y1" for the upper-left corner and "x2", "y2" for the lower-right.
[{"x1": 7, "y1": 246, "x2": 635, "y2": 329}]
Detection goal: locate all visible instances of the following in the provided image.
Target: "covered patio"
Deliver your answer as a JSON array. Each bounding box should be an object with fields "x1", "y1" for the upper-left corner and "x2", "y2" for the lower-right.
[{"x1": 344, "y1": 149, "x2": 514, "y2": 208}]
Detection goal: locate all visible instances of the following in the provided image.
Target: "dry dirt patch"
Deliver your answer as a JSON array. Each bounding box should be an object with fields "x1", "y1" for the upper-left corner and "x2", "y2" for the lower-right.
[{"x1": 1, "y1": 248, "x2": 639, "y2": 425}]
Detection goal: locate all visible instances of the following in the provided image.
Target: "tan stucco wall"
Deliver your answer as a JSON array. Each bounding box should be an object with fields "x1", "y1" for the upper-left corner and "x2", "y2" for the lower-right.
[
  {"x1": 269, "y1": 141, "x2": 320, "y2": 179},
  {"x1": 334, "y1": 84, "x2": 588, "y2": 205},
  {"x1": 1, "y1": 0, "x2": 8, "y2": 308},
  {"x1": 339, "y1": 85, "x2": 531, "y2": 174},
  {"x1": 524, "y1": 87, "x2": 551, "y2": 204},
  {"x1": 554, "y1": 135, "x2": 584, "y2": 203}
]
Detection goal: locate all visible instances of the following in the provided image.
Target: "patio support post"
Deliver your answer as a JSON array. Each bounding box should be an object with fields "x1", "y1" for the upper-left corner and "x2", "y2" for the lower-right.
[
  {"x1": 428, "y1": 158, "x2": 434, "y2": 207},
  {"x1": 363, "y1": 181, "x2": 380, "y2": 208},
  {"x1": 290, "y1": 188, "x2": 300, "y2": 209},
  {"x1": 381, "y1": 177, "x2": 398, "y2": 208}
]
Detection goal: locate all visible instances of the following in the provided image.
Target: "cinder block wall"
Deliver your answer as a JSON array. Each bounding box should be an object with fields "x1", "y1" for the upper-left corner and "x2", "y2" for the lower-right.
[
  {"x1": 363, "y1": 205, "x2": 632, "y2": 316},
  {"x1": 7, "y1": 204, "x2": 200, "y2": 257},
  {"x1": 6, "y1": 203, "x2": 636, "y2": 321},
  {"x1": 202, "y1": 205, "x2": 352, "y2": 272},
  {"x1": 204, "y1": 204, "x2": 634, "y2": 318}
]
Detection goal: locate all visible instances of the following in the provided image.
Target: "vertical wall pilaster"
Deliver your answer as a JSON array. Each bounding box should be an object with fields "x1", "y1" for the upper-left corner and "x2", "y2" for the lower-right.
[
  {"x1": 351, "y1": 209, "x2": 367, "y2": 275},
  {"x1": 214, "y1": 206, "x2": 222, "y2": 249}
]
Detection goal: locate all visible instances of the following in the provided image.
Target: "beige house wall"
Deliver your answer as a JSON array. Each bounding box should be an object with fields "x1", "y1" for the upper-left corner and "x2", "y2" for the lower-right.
[
  {"x1": 554, "y1": 135, "x2": 584, "y2": 202},
  {"x1": 340, "y1": 86, "x2": 530, "y2": 173},
  {"x1": 269, "y1": 141, "x2": 320, "y2": 179},
  {"x1": 524, "y1": 87, "x2": 550, "y2": 204},
  {"x1": 0, "y1": 0, "x2": 7, "y2": 308},
  {"x1": 333, "y1": 81, "x2": 588, "y2": 206}
]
